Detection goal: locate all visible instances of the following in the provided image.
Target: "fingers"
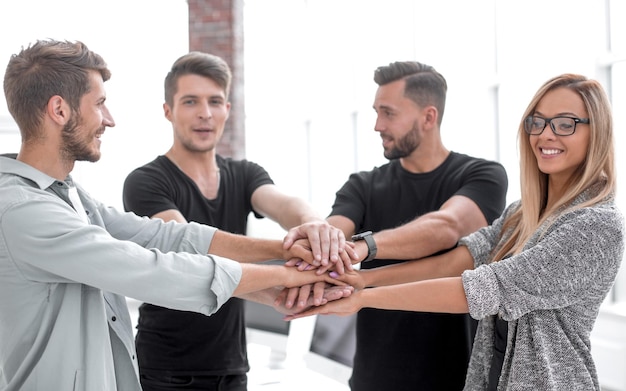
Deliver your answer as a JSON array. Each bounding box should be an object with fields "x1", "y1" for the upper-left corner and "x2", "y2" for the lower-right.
[
  {"x1": 344, "y1": 241, "x2": 360, "y2": 264},
  {"x1": 322, "y1": 285, "x2": 355, "y2": 302},
  {"x1": 285, "y1": 239, "x2": 315, "y2": 267},
  {"x1": 308, "y1": 226, "x2": 326, "y2": 266},
  {"x1": 295, "y1": 284, "x2": 314, "y2": 308},
  {"x1": 311, "y1": 281, "x2": 326, "y2": 306},
  {"x1": 274, "y1": 287, "x2": 289, "y2": 308},
  {"x1": 284, "y1": 291, "x2": 361, "y2": 321},
  {"x1": 282, "y1": 225, "x2": 303, "y2": 250},
  {"x1": 325, "y1": 225, "x2": 346, "y2": 267},
  {"x1": 283, "y1": 222, "x2": 349, "y2": 270},
  {"x1": 283, "y1": 306, "x2": 324, "y2": 321}
]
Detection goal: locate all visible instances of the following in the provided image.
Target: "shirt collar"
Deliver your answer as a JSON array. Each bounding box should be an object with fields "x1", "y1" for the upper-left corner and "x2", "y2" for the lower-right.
[{"x1": 0, "y1": 155, "x2": 60, "y2": 190}]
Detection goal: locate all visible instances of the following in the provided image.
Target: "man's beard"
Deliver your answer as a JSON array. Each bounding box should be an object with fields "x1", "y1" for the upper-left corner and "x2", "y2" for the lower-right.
[
  {"x1": 61, "y1": 113, "x2": 101, "y2": 163},
  {"x1": 384, "y1": 121, "x2": 420, "y2": 160}
]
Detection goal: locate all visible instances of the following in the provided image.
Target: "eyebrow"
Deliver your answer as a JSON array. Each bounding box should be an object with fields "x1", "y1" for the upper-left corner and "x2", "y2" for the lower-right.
[
  {"x1": 178, "y1": 94, "x2": 225, "y2": 101},
  {"x1": 533, "y1": 110, "x2": 582, "y2": 118},
  {"x1": 374, "y1": 104, "x2": 395, "y2": 112}
]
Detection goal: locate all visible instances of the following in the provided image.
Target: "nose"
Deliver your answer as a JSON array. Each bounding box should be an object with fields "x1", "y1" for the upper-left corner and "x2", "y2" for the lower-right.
[
  {"x1": 198, "y1": 102, "x2": 213, "y2": 119},
  {"x1": 103, "y1": 105, "x2": 115, "y2": 127},
  {"x1": 374, "y1": 116, "x2": 384, "y2": 133},
  {"x1": 534, "y1": 127, "x2": 557, "y2": 143}
]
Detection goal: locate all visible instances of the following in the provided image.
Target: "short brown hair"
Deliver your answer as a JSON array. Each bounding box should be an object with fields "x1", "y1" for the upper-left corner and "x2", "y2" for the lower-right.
[
  {"x1": 164, "y1": 52, "x2": 232, "y2": 107},
  {"x1": 3, "y1": 39, "x2": 110, "y2": 141}
]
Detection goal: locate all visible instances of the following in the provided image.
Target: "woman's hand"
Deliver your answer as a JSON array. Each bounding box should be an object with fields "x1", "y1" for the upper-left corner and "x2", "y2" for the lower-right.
[
  {"x1": 272, "y1": 283, "x2": 354, "y2": 315},
  {"x1": 283, "y1": 289, "x2": 364, "y2": 321}
]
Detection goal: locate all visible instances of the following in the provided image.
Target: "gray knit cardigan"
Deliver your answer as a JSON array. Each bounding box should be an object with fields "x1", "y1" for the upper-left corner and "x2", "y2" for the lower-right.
[{"x1": 460, "y1": 191, "x2": 624, "y2": 391}]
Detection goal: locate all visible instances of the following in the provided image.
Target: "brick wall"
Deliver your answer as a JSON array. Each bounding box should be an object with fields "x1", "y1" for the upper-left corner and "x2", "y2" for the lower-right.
[{"x1": 188, "y1": 0, "x2": 245, "y2": 159}]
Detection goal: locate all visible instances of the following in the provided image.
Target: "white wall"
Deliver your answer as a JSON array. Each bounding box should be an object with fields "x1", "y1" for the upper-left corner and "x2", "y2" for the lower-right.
[{"x1": 0, "y1": 0, "x2": 189, "y2": 210}]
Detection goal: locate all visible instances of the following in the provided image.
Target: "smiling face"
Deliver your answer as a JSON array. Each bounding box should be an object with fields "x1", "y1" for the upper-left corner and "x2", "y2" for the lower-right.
[
  {"x1": 529, "y1": 87, "x2": 590, "y2": 185},
  {"x1": 164, "y1": 74, "x2": 231, "y2": 154},
  {"x1": 61, "y1": 70, "x2": 115, "y2": 162}
]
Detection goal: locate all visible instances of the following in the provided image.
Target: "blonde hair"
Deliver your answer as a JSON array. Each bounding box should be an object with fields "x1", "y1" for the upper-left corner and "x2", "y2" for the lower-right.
[{"x1": 492, "y1": 74, "x2": 615, "y2": 261}]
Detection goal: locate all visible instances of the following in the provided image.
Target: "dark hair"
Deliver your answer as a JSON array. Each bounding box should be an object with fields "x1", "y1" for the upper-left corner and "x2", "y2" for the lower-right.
[
  {"x1": 3, "y1": 39, "x2": 110, "y2": 141},
  {"x1": 164, "y1": 52, "x2": 232, "y2": 106},
  {"x1": 374, "y1": 61, "x2": 447, "y2": 124}
]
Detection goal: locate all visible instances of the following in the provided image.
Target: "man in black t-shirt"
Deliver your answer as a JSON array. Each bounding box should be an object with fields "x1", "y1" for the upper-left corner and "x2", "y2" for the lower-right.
[
  {"x1": 325, "y1": 62, "x2": 508, "y2": 391},
  {"x1": 123, "y1": 52, "x2": 356, "y2": 391}
]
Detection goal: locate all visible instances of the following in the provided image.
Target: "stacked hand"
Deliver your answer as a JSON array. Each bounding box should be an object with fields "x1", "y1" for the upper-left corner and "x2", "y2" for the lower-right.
[
  {"x1": 282, "y1": 221, "x2": 360, "y2": 274},
  {"x1": 275, "y1": 221, "x2": 363, "y2": 316},
  {"x1": 283, "y1": 288, "x2": 364, "y2": 321}
]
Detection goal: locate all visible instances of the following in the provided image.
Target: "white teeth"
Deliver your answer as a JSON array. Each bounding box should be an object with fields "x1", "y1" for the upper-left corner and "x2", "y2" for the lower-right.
[{"x1": 541, "y1": 148, "x2": 561, "y2": 155}]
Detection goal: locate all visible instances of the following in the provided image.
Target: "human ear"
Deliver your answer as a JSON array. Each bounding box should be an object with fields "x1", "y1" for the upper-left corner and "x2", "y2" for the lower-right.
[
  {"x1": 47, "y1": 95, "x2": 70, "y2": 126},
  {"x1": 163, "y1": 102, "x2": 173, "y2": 122},
  {"x1": 423, "y1": 106, "x2": 439, "y2": 129}
]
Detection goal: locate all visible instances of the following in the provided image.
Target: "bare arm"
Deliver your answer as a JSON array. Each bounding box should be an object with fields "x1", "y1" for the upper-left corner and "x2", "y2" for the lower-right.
[
  {"x1": 153, "y1": 208, "x2": 308, "y2": 263},
  {"x1": 285, "y1": 277, "x2": 468, "y2": 321},
  {"x1": 373, "y1": 195, "x2": 486, "y2": 260},
  {"x1": 359, "y1": 245, "x2": 474, "y2": 287},
  {"x1": 251, "y1": 184, "x2": 323, "y2": 230},
  {"x1": 253, "y1": 184, "x2": 357, "y2": 268},
  {"x1": 209, "y1": 230, "x2": 295, "y2": 263},
  {"x1": 335, "y1": 195, "x2": 487, "y2": 263}
]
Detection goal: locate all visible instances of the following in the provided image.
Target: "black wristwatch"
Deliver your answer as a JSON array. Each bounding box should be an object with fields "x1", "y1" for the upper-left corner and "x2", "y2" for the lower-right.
[{"x1": 351, "y1": 231, "x2": 377, "y2": 262}]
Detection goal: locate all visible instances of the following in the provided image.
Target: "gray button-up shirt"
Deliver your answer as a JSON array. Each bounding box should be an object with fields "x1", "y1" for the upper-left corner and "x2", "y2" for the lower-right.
[{"x1": 0, "y1": 156, "x2": 242, "y2": 390}]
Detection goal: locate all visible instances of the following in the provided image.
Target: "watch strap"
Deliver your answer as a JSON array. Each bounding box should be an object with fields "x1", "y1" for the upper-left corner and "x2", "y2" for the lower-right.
[
  {"x1": 362, "y1": 234, "x2": 377, "y2": 262},
  {"x1": 352, "y1": 231, "x2": 377, "y2": 262}
]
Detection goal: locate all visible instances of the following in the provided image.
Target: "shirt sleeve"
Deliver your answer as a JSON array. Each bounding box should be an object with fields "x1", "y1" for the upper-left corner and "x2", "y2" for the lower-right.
[
  {"x1": 123, "y1": 160, "x2": 179, "y2": 217},
  {"x1": 239, "y1": 159, "x2": 275, "y2": 219},
  {"x1": 328, "y1": 171, "x2": 369, "y2": 228},
  {"x1": 461, "y1": 203, "x2": 624, "y2": 321},
  {"x1": 2, "y1": 192, "x2": 241, "y2": 315},
  {"x1": 454, "y1": 159, "x2": 508, "y2": 224},
  {"x1": 458, "y1": 201, "x2": 520, "y2": 266}
]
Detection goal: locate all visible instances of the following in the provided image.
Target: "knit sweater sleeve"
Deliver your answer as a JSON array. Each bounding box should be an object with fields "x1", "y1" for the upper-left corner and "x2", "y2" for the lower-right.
[
  {"x1": 461, "y1": 202, "x2": 624, "y2": 321},
  {"x1": 458, "y1": 201, "x2": 519, "y2": 266}
]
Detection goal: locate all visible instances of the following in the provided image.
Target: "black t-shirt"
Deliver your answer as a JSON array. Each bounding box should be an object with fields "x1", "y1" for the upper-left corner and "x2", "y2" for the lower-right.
[
  {"x1": 330, "y1": 152, "x2": 508, "y2": 391},
  {"x1": 123, "y1": 155, "x2": 273, "y2": 375}
]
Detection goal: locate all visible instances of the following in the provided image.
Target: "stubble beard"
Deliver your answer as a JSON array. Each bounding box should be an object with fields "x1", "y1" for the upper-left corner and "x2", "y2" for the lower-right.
[
  {"x1": 61, "y1": 114, "x2": 101, "y2": 163},
  {"x1": 383, "y1": 121, "x2": 420, "y2": 160}
]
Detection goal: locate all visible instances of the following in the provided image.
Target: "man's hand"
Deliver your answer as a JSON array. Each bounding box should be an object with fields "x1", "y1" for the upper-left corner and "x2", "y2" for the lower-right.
[{"x1": 283, "y1": 221, "x2": 359, "y2": 273}]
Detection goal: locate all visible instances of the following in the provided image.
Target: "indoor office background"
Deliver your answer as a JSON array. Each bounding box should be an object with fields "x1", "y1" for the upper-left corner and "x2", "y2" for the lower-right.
[{"x1": 1, "y1": 0, "x2": 625, "y2": 390}]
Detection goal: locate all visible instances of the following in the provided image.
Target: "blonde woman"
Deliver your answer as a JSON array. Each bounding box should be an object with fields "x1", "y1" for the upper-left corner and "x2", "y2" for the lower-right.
[{"x1": 287, "y1": 74, "x2": 624, "y2": 390}]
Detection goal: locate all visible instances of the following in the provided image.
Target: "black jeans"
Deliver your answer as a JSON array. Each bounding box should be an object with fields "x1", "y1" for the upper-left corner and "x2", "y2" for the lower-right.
[{"x1": 140, "y1": 372, "x2": 247, "y2": 391}]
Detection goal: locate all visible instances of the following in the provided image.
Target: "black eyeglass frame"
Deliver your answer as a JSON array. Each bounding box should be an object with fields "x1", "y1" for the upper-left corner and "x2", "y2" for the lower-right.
[{"x1": 523, "y1": 115, "x2": 590, "y2": 136}]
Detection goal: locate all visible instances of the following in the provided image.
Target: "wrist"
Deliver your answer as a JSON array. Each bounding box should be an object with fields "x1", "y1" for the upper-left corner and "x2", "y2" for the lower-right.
[
  {"x1": 360, "y1": 269, "x2": 374, "y2": 288},
  {"x1": 351, "y1": 231, "x2": 377, "y2": 262}
]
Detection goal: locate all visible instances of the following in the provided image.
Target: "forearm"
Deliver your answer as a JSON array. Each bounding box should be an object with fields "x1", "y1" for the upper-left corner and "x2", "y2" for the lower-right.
[
  {"x1": 209, "y1": 230, "x2": 283, "y2": 263},
  {"x1": 239, "y1": 286, "x2": 283, "y2": 306},
  {"x1": 373, "y1": 216, "x2": 460, "y2": 260},
  {"x1": 360, "y1": 277, "x2": 469, "y2": 314},
  {"x1": 373, "y1": 196, "x2": 488, "y2": 260},
  {"x1": 234, "y1": 263, "x2": 331, "y2": 297},
  {"x1": 362, "y1": 246, "x2": 474, "y2": 287},
  {"x1": 274, "y1": 198, "x2": 323, "y2": 230}
]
